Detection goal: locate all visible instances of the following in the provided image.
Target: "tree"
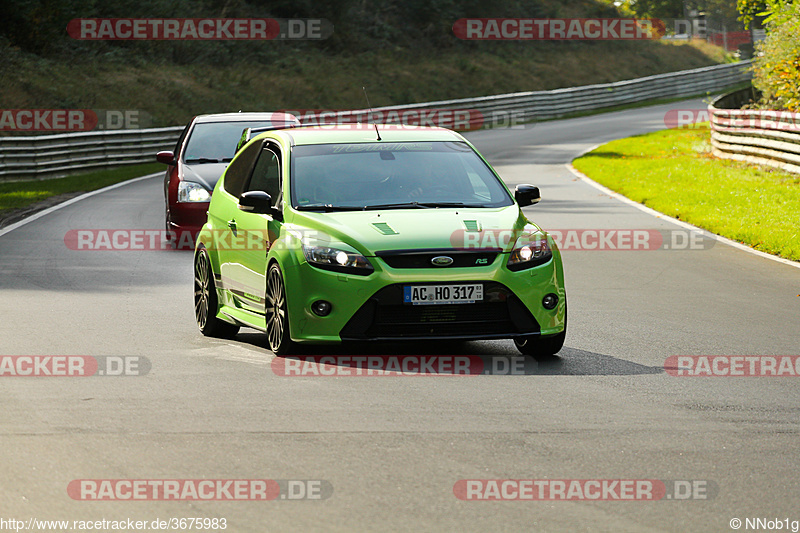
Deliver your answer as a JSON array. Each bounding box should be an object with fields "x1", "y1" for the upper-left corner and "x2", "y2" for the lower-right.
[
  {"x1": 618, "y1": 0, "x2": 685, "y2": 18},
  {"x1": 736, "y1": 0, "x2": 767, "y2": 27},
  {"x1": 751, "y1": 0, "x2": 800, "y2": 110}
]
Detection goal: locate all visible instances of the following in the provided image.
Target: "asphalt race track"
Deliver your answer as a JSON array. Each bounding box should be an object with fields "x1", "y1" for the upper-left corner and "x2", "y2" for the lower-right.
[{"x1": 1, "y1": 98, "x2": 798, "y2": 532}]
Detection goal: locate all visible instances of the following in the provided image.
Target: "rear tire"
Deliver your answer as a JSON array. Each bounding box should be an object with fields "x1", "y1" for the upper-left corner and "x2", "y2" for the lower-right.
[
  {"x1": 194, "y1": 247, "x2": 240, "y2": 338},
  {"x1": 265, "y1": 263, "x2": 295, "y2": 356}
]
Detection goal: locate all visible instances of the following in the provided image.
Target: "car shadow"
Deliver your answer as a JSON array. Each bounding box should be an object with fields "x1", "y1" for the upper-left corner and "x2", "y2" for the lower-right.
[{"x1": 232, "y1": 333, "x2": 663, "y2": 377}]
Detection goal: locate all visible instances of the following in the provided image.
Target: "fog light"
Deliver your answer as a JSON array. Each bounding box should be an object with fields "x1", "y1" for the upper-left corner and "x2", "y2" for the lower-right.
[
  {"x1": 542, "y1": 293, "x2": 558, "y2": 310},
  {"x1": 311, "y1": 300, "x2": 332, "y2": 316}
]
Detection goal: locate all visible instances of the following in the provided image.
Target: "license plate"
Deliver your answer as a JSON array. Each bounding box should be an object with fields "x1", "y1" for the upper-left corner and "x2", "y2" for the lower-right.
[{"x1": 403, "y1": 284, "x2": 483, "y2": 305}]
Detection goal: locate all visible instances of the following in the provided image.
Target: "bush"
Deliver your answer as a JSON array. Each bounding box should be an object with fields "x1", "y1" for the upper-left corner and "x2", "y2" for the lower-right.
[{"x1": 751, "y1": 0, "x2": 800, "y2": 111}]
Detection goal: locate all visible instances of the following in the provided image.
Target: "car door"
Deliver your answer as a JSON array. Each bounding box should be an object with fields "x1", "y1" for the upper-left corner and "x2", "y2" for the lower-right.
[
  {"x1": 226, "y1": 143, "x2": 284, "y2": 314},
  {"x1": 214, "y1": 139, "x2": 262, "y2": 307}
]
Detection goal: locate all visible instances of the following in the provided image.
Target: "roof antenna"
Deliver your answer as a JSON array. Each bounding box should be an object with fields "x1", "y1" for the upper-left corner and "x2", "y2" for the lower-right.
[{"x1": 362, "y1": 86, "x2": 381, "y2": 141}]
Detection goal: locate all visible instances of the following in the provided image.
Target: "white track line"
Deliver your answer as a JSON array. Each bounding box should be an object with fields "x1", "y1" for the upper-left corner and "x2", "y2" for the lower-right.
[
  {"x1": 0, "y1": 173, "x2": 160, "y2": 239},
  {"x1": 566, "y1": 146, "x2": 800, "y2": 270}
]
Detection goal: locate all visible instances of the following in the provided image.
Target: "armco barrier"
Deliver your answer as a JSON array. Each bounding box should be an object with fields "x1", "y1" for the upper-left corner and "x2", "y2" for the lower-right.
[
  {"x1": 709, "y1": 88, "x2": 800, "y2": 174},
  {"x1": 1, "y1": 61, "x2": 752, "y2": 181},
  {"x1": 0, "y1": 126, "x2": 185, "y2": 180}
]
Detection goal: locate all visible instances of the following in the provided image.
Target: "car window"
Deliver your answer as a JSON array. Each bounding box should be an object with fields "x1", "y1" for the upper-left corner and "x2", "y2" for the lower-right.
[
  {"x1": 290, "y1": 141, "x2": 513, "y2": 209},
  {"x1": 173, "y1": 122, "x2": 191, "y2": 156},
  {"x1": 222, "y1": 140, "x2": 262, "y2": 197},
  {"x1": 245, "y1": 146, "x2": 281, "y2": 205},
  {"x1": 184, "y1": 121, "x2": 280, "y2": 162}
]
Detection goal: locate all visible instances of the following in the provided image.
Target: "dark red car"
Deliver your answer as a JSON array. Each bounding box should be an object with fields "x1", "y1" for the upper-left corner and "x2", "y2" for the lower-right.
[{"x1": 157, "y1": 112, "x2": 299, "y2": 244}]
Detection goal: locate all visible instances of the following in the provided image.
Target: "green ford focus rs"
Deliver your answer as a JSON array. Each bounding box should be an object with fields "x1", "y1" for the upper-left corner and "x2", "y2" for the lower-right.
[{"x1": 193, "y1": 124, "x2": 566, "y2": 357}]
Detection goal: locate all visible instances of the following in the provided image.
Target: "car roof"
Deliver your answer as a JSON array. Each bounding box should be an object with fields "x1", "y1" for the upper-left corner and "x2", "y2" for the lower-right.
[
  {"x1": 193, "y1": 112, "x2": 300, "y2": 124},
  {"x1": 254, "y1": 124, "x2": 465, "y2": 146}
]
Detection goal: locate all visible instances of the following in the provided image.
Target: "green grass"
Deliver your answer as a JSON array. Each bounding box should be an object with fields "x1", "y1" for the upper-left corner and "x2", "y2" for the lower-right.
[
  {"x1": 0, "y1": 163, "x2": 162, "y2": 214},
  {"x1": 1, "y1": 39, "x2": 733, "y2": 128},
  {"x1": 572, "y1": 125, "x2": 800, "y2": 261}
]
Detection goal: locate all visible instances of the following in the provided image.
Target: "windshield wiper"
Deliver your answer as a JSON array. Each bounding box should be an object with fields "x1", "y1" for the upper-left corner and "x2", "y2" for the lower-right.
[
  {"x1": 296, "y1": 204, "x2": 364, "y2": 212},
  {"x1": 185, "y1": 157, "x2": 223, "y2": 164},
  {"x1": 415, "y1": 202, "x2": 485, "y2": 208},
  {"x1": 362, "y1": 202, "x2": 430, "y2": 210},
  {"x1": 296, "y1": 201, "x2": 465, "y2": 212}
]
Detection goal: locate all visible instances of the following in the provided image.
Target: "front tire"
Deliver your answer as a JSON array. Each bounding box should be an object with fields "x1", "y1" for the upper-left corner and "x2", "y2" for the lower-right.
[
  {"x1": 194, "y1": 247, "x2": 240, "y2": 338},
  {"x1": 515, "y1": 303, "x2": 567, "y2": 359},
  {"x1": 265, "y1": 263, "x2": 294, "y2": 355}
]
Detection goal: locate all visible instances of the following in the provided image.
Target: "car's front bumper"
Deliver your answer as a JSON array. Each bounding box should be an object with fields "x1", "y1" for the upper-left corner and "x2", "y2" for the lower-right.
[
  {"x1": 280, "y1": 251, "x2": 566, "y2": 344},
  {"x1": 168, "y1": 201, "x2": 210, "y2": 243}
]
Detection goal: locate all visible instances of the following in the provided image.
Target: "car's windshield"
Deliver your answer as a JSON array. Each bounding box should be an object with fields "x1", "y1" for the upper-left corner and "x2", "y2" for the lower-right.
[
  {"x1": 291, "y1": 141, "x2": 513, "y2": 210},
  {"x1": 184, "y1": 121, "x2": 281, "y2": 163}
]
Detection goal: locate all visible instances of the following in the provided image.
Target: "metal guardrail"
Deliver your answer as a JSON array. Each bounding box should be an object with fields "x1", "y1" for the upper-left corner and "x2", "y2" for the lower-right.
[
  {"x1": 0, "y1": 126, "x2": 185, "y2": 180},
  {"x1": 709, "y1": 88, "x2": 800, "y2": 174},
  {"x1": 313, "y1": 60, "x2": 753, "y2": 129},
  {"x1": 1, "y1": 61, "x2": 752, "y2": 181}
]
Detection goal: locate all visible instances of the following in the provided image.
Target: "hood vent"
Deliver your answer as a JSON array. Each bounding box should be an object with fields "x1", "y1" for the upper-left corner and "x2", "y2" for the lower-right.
[
  {"x1": 462, "y1": 220, "x2": 482, "y2": 232},
  {"x1": 372, "y1": 222, "x2": 399, "y2": 235}
]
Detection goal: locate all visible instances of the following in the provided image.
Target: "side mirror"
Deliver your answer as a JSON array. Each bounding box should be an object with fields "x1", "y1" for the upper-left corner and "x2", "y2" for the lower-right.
[
  {"x1": 156, "y1": 151, "x2": 175, "y2": 165},
  {"x1": 514, "y1": 184, "x2": 541, "y2": 207},
  {"x1": 238, "y1": 191, "x2": 283, "y2": 221}
]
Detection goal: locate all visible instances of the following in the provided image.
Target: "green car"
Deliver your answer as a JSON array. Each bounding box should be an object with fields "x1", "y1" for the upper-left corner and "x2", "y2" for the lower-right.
[{"x1": 194, "y1": 125, "x2": 566, "y2": 357}]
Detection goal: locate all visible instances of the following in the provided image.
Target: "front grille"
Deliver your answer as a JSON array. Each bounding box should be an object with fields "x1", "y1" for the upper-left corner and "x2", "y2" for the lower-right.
[
  {"x1": 376, "y1": 249, "x2": 499, "y2": 269},
  {"x1": 340, "y1": 282, "x2": 540, "y2": 340}
]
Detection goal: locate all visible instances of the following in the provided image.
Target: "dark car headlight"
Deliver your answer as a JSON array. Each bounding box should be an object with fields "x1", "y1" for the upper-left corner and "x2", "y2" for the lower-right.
[
  {"x1": 507, "y1": 233, "x2": 552, "y2": 271},
  {"x1": 302, "y1": 244, "x2": 374, "y2": 275}
]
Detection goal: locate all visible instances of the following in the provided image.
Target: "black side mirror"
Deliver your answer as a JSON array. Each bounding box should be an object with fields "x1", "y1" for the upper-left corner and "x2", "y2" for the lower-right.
[
  {"x1": 238, "y1": 191, "x2": 283, "y2": 221},
  {"x1": 514, "y1": 184, "x2": 541, "y2": 207},
  {"x1": 156, "y1": 150, "x2": 175, "y2": 165}
]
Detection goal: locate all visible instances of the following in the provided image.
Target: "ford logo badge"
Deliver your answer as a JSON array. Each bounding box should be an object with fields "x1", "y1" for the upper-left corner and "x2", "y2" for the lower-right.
[{"x1": 431, "y1": 256, "x2": 454, "y2": 266}]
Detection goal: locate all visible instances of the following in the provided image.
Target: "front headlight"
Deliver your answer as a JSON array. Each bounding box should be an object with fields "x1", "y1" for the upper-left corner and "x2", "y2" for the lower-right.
[
  {"x1": 302, "y1": 244, "x2": 374, "y2": 276},
  {"x1": 507, "y1": 232, "x2": 552, "y2": 271},
  {"x1": 177, "y1": 181, "x2": 211, "y2": 203}
]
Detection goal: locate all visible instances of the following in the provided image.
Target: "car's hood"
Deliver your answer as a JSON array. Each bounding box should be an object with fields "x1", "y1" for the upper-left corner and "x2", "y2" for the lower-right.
[
  {"x1": 289, "y1": 205, "x2": 540, "y2": 255},
  {"x1": 182, "y1": 162, "x2": 228, "y2": 191}
]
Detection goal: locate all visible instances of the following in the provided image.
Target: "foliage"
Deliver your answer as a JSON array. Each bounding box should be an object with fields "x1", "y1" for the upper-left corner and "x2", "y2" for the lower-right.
[
  {"x1": 751, "y1": 0, "x2": 800, "y2": 111},
  {"x1": 618, "y1": 0, "x2": 685, "y2": 18},
  {"x1": 621, "y1": 0, "x2": 738, "y2": 19},
  {"x1": 0, "y1": 0, "x2": 618, "y2": 62},
  {"x1": 736, "y1": 0, "x2": 766, "y2": 28}
]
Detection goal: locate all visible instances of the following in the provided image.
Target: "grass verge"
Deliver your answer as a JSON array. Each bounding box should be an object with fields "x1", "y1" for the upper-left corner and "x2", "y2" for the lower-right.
[
  {"x1": 1, "y1": 40, "x2": 732, "y2": 128},
  {"x1": 0, "y1": 163, "x2": 162, "y2": 215},
  {"x1": 572, "y1": 125, "x2": 800, "y2": 261}
]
